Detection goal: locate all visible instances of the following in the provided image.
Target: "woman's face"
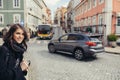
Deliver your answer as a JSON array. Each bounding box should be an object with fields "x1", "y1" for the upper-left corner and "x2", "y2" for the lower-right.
[{"x1": 13, "y1": 28, "x2": 24, "y2": 43}]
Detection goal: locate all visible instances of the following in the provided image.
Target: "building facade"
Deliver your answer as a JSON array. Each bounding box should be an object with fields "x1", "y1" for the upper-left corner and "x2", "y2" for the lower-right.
[
  {"x1": 0, "y1": 0, "x2": 51, "y2": 35},
  {"x1": 68, "y1": 0, "x2": 120, "y2": 45},
  {"x1": 73, "y1": 0, "x2": 120, "y2": 35},
  {"x1": 54, "y1": 7, "x2": 67, "y2": 32},
  {"x1": 0, "y1": 0, "x2": 25, "y2": 31}
]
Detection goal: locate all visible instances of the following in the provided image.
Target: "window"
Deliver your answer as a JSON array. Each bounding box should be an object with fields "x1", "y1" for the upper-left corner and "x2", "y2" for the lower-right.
[
  {"x1": 88, "y1": 17, "x2": 91, "y2": 25},
  {"x1": 0, "y1": 0, "x2": 3, "y2": 8},
  {"x1": 117, "y1": 17, "x2": 120, "y2": 26},
  {"x1": 92, "y1": 16, "x2": 96, "y2": 25},
  {"x1": 88, "y1": 0, "x2": 91, "y2": 10},
  {"x1": 13, "y1": 0, "x2": 20, "y2": 8},
  {"x1": 85, "y1": 18, "x2": 88, "y2": 26},
  {"x1": 98, "y1": 14, "x2": 103, "y2": 33},
  {"x1": 99, "y1": 0, "x2": 104, "y2": 4},
  {"x1": 67, "y1": 34, "x2": 84, "y2": 40},
  {"x1": 98, "y1": 14, "x2": 103, "y2": 25},
  {"x1": 85, "y1": 3, "x2": 88, "y2": 12},
  {"x1": 67, "y1": 34, "x2": 77, "y2": 40},
  {"x1": 0, "y1": 14, "x2": 4, "y2": 24},
  {"x1": 92, "y1": 26, "x2": 96, "y2": 33},
  {"x1": 60, "y1": 35, "x2": 68, "y2": 41},
  {"x1": 93, "y1": 0, "x2": 97, "y2": 7},
  {"x1": 13, "y1": 14, "x2": 21, "y2": 23},
  {"x1": 76, "y1": 35, "x2": 84, "y2": 40},
  {"x1": 92, "y1": 16, "x2": 96, "y2": 33}
]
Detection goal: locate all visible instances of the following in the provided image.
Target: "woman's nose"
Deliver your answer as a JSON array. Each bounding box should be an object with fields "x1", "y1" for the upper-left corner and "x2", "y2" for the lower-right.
[{"x1": 19, "y1": 34, "x2": 24, "y2": 38}]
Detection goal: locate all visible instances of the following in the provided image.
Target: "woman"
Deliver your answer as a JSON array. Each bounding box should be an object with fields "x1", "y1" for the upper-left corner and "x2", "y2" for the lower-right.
[{"x1": 0, "y1": 24, "x2": 29, "y2": 80}]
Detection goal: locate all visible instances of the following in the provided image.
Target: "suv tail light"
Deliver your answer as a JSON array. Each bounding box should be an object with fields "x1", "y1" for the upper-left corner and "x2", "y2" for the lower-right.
[{"x1": 86, "y1": 41, "x2": 96, "y2": 46}]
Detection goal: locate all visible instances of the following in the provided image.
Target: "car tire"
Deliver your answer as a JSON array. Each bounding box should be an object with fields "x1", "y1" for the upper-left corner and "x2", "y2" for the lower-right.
[
  {"x1": 48, "y1": 45, "x2": 56, "y2": 53},
  {"x1": 74, "y1": 49, "x2": 84, "y2": 60}
]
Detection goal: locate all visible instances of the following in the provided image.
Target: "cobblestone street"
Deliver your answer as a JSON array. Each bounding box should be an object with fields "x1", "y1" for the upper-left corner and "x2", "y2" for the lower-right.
[
  {"x1": 1, "y1": 0, "x2": 120, "y2": 80},
  {"x1": 0, "y1": 38, "x2": 120, "y2": 80},
  {"x1": 25, "y1": 40, "x2": 120, "y2": 80}
]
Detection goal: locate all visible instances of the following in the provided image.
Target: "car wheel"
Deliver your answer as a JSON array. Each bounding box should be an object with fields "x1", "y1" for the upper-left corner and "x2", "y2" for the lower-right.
[
  {"x1": 74, "y1": 49, "x2": 84, "y2": 60},
  {"x1": 48, "y1": 45, "x2": 56, "y2": 53}
]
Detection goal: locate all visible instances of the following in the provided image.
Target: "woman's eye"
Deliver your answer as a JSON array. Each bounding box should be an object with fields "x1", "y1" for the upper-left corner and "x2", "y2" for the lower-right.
[{"x1": 16, "y1": 32, "x2": 20, "y2": 34}]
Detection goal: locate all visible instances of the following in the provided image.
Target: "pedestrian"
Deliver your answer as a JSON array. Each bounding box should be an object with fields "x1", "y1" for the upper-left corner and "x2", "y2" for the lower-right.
[
  {"x1": 0, "y1": 24, "x2": 29, "y2": 80},
  {"x1": 2, "y1": 27, "x2": 8, "y2": 37}
]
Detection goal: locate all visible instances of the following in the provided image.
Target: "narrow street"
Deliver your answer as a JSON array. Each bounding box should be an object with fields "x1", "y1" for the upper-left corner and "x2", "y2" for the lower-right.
[
  {"x1": 1, "y1": 0, "x2": 120, "y2": 80},
  {"x1": 25, "y1": 38, "x2": 120, "y2": 80}
]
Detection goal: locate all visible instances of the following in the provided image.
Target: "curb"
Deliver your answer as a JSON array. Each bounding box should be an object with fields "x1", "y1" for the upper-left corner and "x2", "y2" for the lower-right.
[{"x1": 105, "y1": 51, "x2": 120, "y2": 55}]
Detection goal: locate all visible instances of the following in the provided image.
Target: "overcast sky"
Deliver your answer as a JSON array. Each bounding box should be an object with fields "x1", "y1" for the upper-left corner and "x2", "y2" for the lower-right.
[{"x1": 44, "y1": 0, "x2": 70, "y2": 19}]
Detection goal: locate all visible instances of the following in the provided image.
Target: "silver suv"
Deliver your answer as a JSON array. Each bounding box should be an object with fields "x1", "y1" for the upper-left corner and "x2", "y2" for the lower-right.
[{"x1": 48, "y1": 33, "x2": 104, "y2": 60}]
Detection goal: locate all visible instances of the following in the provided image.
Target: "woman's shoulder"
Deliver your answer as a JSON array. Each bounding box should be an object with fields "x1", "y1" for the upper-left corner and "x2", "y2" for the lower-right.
[
  {"x1": 0, "y1": 44, "x2": 9, "y2": 53},
  {"x1": 0, "y1": 46, "x2": 9, "y2": 59}
]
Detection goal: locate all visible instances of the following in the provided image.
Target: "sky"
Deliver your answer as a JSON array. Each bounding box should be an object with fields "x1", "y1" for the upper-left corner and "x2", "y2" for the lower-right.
[{"x1": 44, "y1": 0, "x2": 70, "y2": 19}]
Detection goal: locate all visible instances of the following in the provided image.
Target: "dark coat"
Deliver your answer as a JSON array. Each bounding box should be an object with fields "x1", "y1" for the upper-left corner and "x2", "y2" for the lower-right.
[{"x1": 0, "y1": 43, "x2": 26, "y2": 80}]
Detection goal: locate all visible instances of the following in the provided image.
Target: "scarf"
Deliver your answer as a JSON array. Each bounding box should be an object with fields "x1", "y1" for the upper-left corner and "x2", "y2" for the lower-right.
[{"x1": 3, "y1": 41, "x2": 26, "y2": 61}]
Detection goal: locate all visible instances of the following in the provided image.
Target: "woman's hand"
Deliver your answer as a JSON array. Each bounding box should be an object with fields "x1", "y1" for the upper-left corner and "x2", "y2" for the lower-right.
[{"x1": 20, "y1": 60, "x2": 29, "y2": 71}]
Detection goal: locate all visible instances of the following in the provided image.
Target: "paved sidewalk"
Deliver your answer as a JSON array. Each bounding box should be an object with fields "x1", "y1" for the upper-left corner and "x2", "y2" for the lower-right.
[{"x1": 105, "y1": 46, "x2": 120, "y2": 55}]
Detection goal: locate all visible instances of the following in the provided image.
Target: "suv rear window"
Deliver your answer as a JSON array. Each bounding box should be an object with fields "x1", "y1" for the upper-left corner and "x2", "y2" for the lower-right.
[
  {"x1": 67, "y1": 34, "x2": 85, "y2": 40},
  {"x1": 76, "y1": 35, "x2": 84, "y2": 40}
]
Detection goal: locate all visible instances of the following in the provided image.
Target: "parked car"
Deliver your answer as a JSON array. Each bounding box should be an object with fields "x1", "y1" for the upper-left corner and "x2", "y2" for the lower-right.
[{"x1": 48, "y1": 33, "x2": 104, "y2": 60}]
